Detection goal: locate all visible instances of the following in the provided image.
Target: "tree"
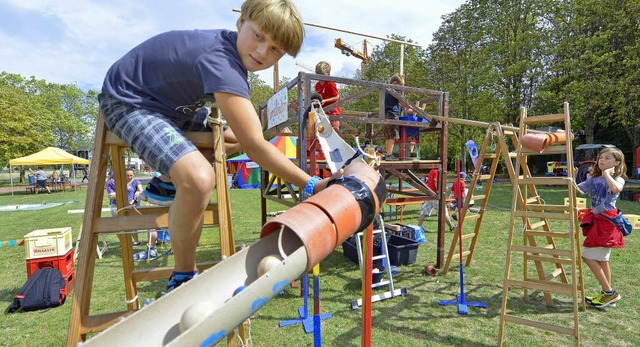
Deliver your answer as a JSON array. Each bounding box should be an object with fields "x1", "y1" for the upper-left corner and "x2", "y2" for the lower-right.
[
  {"x1": 0, "y1": 72, "x2": 98, "y2": 165},
  {"x1": 0, "y1": 83, "x2": 44, "y2": 165}
]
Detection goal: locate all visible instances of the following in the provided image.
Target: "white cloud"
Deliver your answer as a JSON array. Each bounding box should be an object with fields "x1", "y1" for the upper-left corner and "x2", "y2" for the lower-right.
[{"x1": 0, "y1": 0, "x2": 464, "y2": 90}]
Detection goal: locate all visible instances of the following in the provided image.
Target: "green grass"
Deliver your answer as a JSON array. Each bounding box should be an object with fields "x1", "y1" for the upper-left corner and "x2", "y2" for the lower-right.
[{"x1": 0, "y1": 183, "x2": 639, "y2": 346}]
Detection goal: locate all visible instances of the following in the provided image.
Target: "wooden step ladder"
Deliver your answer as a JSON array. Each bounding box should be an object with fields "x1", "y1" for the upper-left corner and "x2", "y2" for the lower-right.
[
  {"x1": 67, "y1": 110, "x2": 242, "y2": 346},
  {"x1": 498, "y1": 102, "x2": 585, "y2": 346},
  {"x1": 442, "y1": 122, "x2": 525, "y2": 274}
]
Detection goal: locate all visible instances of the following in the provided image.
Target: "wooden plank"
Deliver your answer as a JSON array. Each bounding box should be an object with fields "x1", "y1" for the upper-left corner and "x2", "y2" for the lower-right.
[
  {"x1": 526, "y1": 230, "x2": 571, "y2": 239},
  {"x1": 514, "y1": 211, "x2": 570, "y2": 220},
  {"x1": 519, "y1": 177, "x2": 570, "y2": 185},
  {"x1": 521, "y1": 113, "x2": 566, "y2": 124},
  {"x1": 525, "y1": 254, "x2": 573, "y2": 265},
  {"x1": 503, "y1": 314, "x2": 575, "y2": 336},
  {"x1": 81, "y1": 311, "x2": 134, "y2": 334},
  {"x1": 506, "y1": 279, "x2": 574, "y2": 295},
  {"x1": 512, "y1": 245, "x2": 572, "y2": 257}
]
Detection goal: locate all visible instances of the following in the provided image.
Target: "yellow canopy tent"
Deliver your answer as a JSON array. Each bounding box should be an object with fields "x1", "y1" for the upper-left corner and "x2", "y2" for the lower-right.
[{"x1": 9, "y1": 147, "x2": 90, "y2": 195}]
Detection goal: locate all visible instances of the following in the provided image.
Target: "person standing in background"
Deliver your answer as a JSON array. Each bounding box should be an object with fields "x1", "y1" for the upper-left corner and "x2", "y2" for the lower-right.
[{"x1": 314, "y1": 61, "x2": 341, "y2": 132}]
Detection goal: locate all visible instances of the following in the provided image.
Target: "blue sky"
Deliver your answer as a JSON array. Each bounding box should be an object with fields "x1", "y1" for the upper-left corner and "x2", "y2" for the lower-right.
[{"x1": 0, "y1": 0, "x2": 465, "y2": 91}]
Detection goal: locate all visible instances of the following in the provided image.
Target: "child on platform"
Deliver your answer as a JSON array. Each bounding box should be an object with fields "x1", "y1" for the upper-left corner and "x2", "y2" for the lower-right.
[{"x1": 314, "y1": 61, "x2": 341, "y2": 132}]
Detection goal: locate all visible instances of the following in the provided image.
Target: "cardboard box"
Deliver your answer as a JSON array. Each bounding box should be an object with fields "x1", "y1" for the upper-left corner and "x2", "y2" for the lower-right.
[{"x1": 24, "y1": 227, "x2": 73, "y2": 259}]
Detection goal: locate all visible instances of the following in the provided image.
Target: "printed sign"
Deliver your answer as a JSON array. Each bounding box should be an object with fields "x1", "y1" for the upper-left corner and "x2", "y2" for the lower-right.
[{"x1": 267, "y1": 87, "x2": 288, "y2": 128}]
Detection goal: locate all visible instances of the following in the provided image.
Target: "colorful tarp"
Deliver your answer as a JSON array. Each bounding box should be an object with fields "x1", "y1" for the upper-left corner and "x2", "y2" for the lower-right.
[{"x1": 227, "y1": 135, "x2": 297, "y2": 189}]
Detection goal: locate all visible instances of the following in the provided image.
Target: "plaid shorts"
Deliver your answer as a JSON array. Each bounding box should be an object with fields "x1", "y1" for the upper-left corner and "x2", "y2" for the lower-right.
[
  {"x1": 99, "y1": 93, "x2": 211, "y2": 176},
  {"x1": 384, "y1": 112, "x2": 400, "y2": 140}
]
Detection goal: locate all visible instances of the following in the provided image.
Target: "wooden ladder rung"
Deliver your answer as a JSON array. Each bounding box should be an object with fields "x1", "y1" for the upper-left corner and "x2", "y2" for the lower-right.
[
  {"x1": 514, "y1": 211, "x2": 570, "y2": 220},
  {"x1": 506, "y1": 279, "x2": 574, "y2": 295},
  {"x1": 522, "y1": 113, "x2": 567, "y2": 124},
  {"x1": 529, "y1": 221, "x2": 547, "y2": 229},
  {"x1": 524, "y1": 196, "x2": 541, "y2": 204},
  {"x1": 503, "y1": 314, "x2": 576, "y2": 336},
  {"x1": 452, "y1": 251, "x2": 472, "y2": 259},
  {"x1": 81, "y1": 311, "x2": 134, "y2": 334},
  {"x1": 519, "y1": 177, "x2": 571, "y2": 185},
  {"x1": 460, "y1": 233, "x2": 476, "y2": 241},
  {"x1": 545, "y1": 268, "x2": 566, "y2": 280},
  {"x1": 512, "y1": 245, "x2": 572, "y2": 257},
  {"x1": 463, "y1": 214, "x2": 481, "y2": 221},
  {"x1": 526, "y1": 254, "x2": 574, "y2": 266},
  {"x1": 525, "y1": 204, "x2": 569, "y2": 212},
  {"x1": 525, "y1": 230, "x2": 571, "y2": 238},
  {"x1": 105, "y1": 131, "x2": 215, "y2": 148},
  {"x1": 520, "y1": 145, "x2": 569, "y2": 155}
]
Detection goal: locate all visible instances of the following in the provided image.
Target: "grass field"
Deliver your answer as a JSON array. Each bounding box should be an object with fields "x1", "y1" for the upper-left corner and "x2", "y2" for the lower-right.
[{"x1": 0, "y1": 180, "x2": 638, "y2": 346}]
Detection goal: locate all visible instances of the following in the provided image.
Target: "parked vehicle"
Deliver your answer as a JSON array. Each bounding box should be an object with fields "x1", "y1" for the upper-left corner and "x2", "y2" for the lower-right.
[{"x1": 546, "y1": 144, "x2": 616, "y2": 183}]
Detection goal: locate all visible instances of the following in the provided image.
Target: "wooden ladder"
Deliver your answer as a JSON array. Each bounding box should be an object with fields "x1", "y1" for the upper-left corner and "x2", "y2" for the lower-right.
[
  {"x1": 67, "y1": 111, "x2": 242, "y2": 346},
  {"x1": 498, "y1": 102, "x2": 585, "y2": 346},
  {"x1": 442, "y1": 122, "x2": 518, "y2": 274}
]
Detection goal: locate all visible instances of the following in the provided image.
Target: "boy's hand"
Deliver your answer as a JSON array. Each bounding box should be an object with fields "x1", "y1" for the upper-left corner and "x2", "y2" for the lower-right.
[{"x1": 313, "y1": 169, "x2": 344, "y2": 194}]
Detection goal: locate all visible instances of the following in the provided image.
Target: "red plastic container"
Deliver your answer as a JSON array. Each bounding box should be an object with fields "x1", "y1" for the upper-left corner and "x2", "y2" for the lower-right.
[{"x1": 26, "y1": 248, "x2": 74, "y2": 292}]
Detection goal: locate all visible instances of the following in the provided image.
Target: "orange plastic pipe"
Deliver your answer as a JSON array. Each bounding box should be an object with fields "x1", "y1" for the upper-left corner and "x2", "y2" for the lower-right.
[
  {"x1": 261, "y1": 162, "x2": 386, "y2": 271},
  {"x1": 520, "y1": 131, "x2": 573, "y2": 153}
]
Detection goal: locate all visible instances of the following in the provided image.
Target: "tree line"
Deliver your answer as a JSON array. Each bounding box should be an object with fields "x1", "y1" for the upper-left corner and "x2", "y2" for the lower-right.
[
  {"x1": 0, "y1": 72, "x2": 98, "y2": 166},
  {"x1": 2, "y1": 0, "x2": 638, "y2": 175},
  {"x1": 349, "y1": 0, "x2": 639, "y2": 174}
]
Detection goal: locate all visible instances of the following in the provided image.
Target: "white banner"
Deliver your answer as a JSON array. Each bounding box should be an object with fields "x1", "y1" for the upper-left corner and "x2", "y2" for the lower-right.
[{"x1": 267, "y1": 87, "x2": 288, "y2": 128}]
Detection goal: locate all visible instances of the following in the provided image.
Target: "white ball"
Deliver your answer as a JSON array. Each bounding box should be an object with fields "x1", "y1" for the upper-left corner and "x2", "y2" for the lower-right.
[
  {"x1": 257, "y1": 254, "x2": 282, "y2": 277},
  {"x1": 179, "y1": 301, "x2": 218, "y2": 333}
]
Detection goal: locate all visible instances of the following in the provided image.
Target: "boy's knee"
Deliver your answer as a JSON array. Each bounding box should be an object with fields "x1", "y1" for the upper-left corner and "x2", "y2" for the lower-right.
[{"x1": 176, "y1": 166, "x2": 216, "y2": 194}]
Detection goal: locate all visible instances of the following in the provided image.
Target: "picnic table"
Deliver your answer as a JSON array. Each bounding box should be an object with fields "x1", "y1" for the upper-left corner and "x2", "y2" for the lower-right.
[
  {"x1": 25, "y1": 180, "x2": 70, "y2": 194},
  {"x1": 385, "y1": 196, "x2": 454, "y2": 222}
]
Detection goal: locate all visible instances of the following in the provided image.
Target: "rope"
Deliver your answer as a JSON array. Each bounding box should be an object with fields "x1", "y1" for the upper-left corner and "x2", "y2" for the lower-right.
[
  {"x1": 235, "y1": 318, "x2": 253, "y2": 347},
  {"x1": 206, "y1": 108, "x2": 227, "y2": 163},
  {"x1": 354, "y1": 136, "x2": 380, "y2": 167},
  {"x1": 124, "y1": 293, "x2": 139, "y2": 305}
]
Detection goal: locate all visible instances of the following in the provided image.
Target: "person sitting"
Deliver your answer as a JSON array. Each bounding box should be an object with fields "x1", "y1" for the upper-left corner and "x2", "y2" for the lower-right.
[{"x1": 52, "y1": 169, "x2": 60, "y2": 182}]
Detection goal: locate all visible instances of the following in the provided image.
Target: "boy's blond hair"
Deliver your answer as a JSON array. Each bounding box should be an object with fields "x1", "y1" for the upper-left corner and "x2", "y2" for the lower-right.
[
  {"x1": 390, "y1": 73, "x2": 404, "y2": 85},
  {"x1": 241, "y1": 0, "x2": 304, "y2": 57},
  {"x1": 316, "y1": 61, "x2": 331, "y2": 74}
]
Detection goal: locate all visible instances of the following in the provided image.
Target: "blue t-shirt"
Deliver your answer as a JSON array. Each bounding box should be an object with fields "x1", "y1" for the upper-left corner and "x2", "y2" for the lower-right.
[
  {"x1": 102, "y1": 29, "x2": 250, "y2": 119},
  {"x1": 384, "y1": 89, "x2": 402, "y2": 116},
  {"x1": 577, "y1": 175, "x2": 625, "y2": 214},
  {"x1": 35, "y1": 169, "x2": 48, "y2": 181}
]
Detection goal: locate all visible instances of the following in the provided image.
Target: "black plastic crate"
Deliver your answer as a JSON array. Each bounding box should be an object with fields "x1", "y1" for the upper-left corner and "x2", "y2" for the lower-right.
[
  {"x1": 341, "y1": 237, "x2": 384, "y2": 266},
  {"x1": 387, "y1": 234, "x2": 420, "y2": 266}
]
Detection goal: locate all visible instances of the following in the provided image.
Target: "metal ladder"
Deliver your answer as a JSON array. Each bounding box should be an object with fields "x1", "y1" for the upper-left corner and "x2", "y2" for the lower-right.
[{"x1": 351, "y1": 216, "x2": 406, "y2": 309}]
